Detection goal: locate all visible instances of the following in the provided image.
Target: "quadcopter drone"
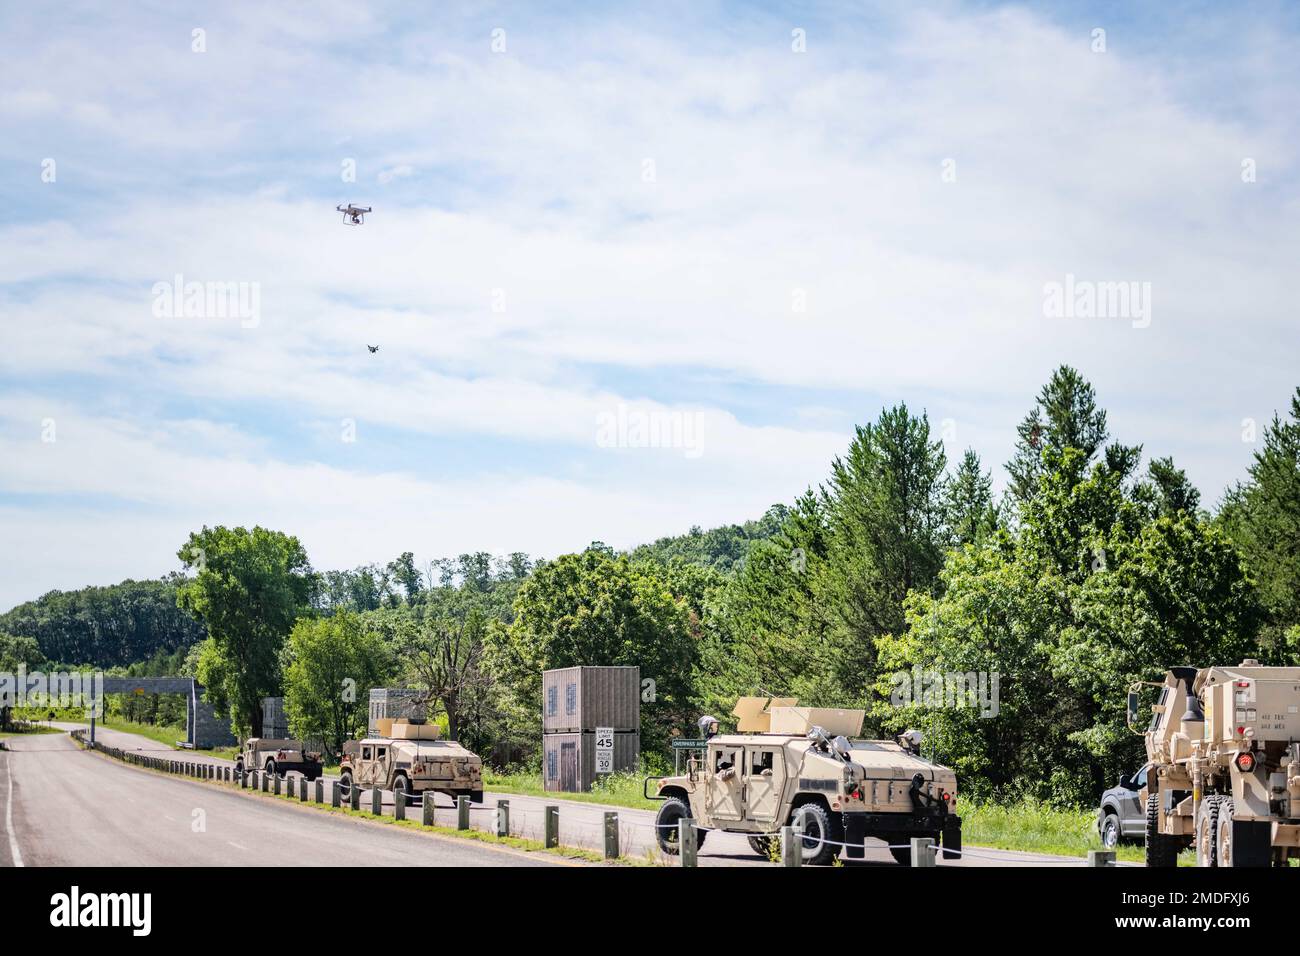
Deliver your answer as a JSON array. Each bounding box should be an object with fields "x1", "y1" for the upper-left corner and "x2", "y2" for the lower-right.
[{"x1": 337, "y1": 203, "x2": 372, "y2": 225}]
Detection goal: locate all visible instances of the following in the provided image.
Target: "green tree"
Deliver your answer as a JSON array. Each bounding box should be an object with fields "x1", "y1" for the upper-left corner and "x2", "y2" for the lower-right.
[
  {"x1": 0, "y1": 632, "x2": 45, "y2": 730},
  {"x1": 945, "y1": 449, "x2": 999, "y2": 547},
  {"x1": 175, "y1": 526, "x2": 314, "y2": 737},
  {"x1": 282, "y1": 611, "x2": 392, "y2": 755},
  {"x1": 1221, "y1": 388, "x2": 1300, "y2": 660},
  {"x1": 487, "y1": 548, "x2": 697, "y2": 749}
]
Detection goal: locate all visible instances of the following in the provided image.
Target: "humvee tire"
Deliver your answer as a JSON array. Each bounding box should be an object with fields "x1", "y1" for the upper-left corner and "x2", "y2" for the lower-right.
[
  {"x1": 790, "y1": 803, "x2": 838, "y2": 866},
  {"x1": 654, "y1": 796, "x2": 707, "y2": 854},
  {"x1": 393, "y1": 773, "x2": 412, "y2": 807},
  {"x1": 264, "y1": 758, "x2": 277, "y2": 779},
  {"x1": 1145, "y1": 794, "x2": 1179, "y2": 868},
  {"x1": 747, "y1": 835, "x2": 774, "y2": 858},
  {"x1": 1196, "y1": 796, "x2": 1221, "y2": 868},
  {"x1": 471, "y1": 790, "x2": 483, "y2": 804},
  {"x1": 889, "y1": 844, "x2": 912, "y2": 866},
  {"x1": 233, "y1": 761, "x2": 244, "y2": 781},
  {"x1": 339, "y1": 770, "x2": 355, "y2": 800},
  {"x1": 942, "y1": 817, "x2": 962, "y2": 860}
]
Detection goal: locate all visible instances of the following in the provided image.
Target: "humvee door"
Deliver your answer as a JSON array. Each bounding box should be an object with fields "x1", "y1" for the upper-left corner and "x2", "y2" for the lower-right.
[
  {"x1": 744, "y1": 745, "x2": 785, "y2": 822},
  {"x1": 706, "y1": 743, "x2": 743, "y2": 821}
]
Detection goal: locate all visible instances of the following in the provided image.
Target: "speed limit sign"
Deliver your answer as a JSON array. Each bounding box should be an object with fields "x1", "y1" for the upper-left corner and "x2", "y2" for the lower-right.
[{"x1": 595, "y1": 727, "x2": 614, "y2": 773}]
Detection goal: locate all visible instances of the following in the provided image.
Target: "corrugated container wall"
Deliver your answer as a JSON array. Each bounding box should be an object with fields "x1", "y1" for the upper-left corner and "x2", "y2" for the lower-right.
[
  {"x1": 542, "y1": 731, "x2": 641, "y2": 793},
  {"x1": 542, "y1": 666, "x2": 640, "y2": 734},
  {"x1": 368, "y1": 688, "x2": 426, "y2": 736}
]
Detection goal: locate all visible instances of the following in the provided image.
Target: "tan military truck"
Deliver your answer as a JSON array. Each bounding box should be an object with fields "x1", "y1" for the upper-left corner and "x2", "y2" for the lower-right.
[
  {"x1": 647, "y1": 697, "x2": 961, "y2": 865},
  {"x1": 338, "y1": 717, "x2": 484, "y2": 806},
  {"x1": 234, "y1": 738, "x2": 323, "y2": 781},
  {"x1": 1131, "y1": 660, "x2": 1300, "y2": 867}
]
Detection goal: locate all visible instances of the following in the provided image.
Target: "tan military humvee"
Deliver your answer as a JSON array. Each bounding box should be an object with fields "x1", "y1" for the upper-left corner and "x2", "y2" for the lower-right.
[
  {"x1": 234, "y1": 738, "x2": 323, "y2": 780},
  {"x1": 338, "y1": 718, "x2": 484, "y2": 806},
  {"x1": 648, "y1": 698, "x2": 960, "y2": 865},
  {"x1": 1132, "y1": 660, "x2": 1300, "y2": 867}
]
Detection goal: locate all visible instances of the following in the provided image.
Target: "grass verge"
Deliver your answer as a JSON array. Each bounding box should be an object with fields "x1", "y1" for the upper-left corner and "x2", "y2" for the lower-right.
[{"x1": 484, "y1": 769, "x2": 659, "y2": 811}]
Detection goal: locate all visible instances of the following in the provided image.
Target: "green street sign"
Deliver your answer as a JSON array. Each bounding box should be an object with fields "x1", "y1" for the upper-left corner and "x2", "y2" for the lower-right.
[{"x1": 671, "y1": 738, "x2": 707, "y2": 749}]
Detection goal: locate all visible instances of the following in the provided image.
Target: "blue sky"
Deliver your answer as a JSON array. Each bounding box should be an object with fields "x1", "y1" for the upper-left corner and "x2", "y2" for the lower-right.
[{"x1": 2, "y1": 1, "x2": 1298, "y2": 609}]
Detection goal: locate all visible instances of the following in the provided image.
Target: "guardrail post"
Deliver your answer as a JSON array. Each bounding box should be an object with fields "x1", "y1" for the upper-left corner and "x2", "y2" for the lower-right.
[
  {"x1": 370, "y1": 787, "x2": 382, "y2": 815},
  {"x1": 781, "y1": 826, "x2": 801, "y2": 867},
  {"x1": 349, "y1": 782, "x2": 361, "y2": 811},
  {"x1": 273, "y1": 773, "x2": 282, "y2": 796},
  {"x1": 260, "y1": 771, "x2": 269, "y2": 793},
  {"x1": 1087, "y1": 850, "x2": 1116, "y2": 867},
  {"x1": 457, "y1": 794, "x2": 469, "y2": 830},
  {"x1": 299, "y1": 778, "x2": 308, "y2": 802},
  {"x1": 422, "y1": 791, "x2": 435, "y2": 827},
  {"x1": 496, "y1": 799, "x2": 510, "y2": 837},
  {"x1": 604, "y1": 812, "x2": 620, "y2": 859},
  {"x1": 394, "y1": 789, "x2": 405, "y2": 821},
  {"x1": 331, "y1": 781, "x2": 341, "y2": 808},
  {"x1": 544, "y1": 805, "x2": 559, "y2": 848},
  {"x1": 240, "y1": 769, "x2": 248, "y2": 789},
  {"x1": 314, "y1": 779, "x2": 323, "y2": 804},
  {"x1": 911, "y1": 837, "x2": 936, "y2": 868},
  {"x1": 679, "y1": 818, "x2": 698, "y2": 867}
]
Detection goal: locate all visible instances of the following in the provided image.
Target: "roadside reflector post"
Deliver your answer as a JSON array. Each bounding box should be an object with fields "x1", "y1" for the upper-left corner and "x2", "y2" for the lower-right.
[
  {"x1": 349, "y1": 782, "x2": 361, "y2": 811},
  {"x1": 370, "y1": 787, "x2": 382, "y2": 815},
  {"x1": 1088, "y1": 850, "x2": 1116, "y2": 867},
  {"x1": 240, "y1": 769, "x2": 248, "y2": 790},
  {"x1": 273, "y1": 773, "x2": 281, "y2": 796},
  {"x1": 331, "y1": 781, "x2": 341, "y2": 808},
  {"x1": 422, "y1": 791, "x2": 435, "y2": 827},
  {"x1": 260, "y1": 772, "x2": 268, "y2": 793},
  {"x1": 679, "y1": 819, "x2": 698, "y2": 867},
  {"x1": 781, "y1": 826, "x2": 801, "y2": 867},
  {"x1": 604, "y1": 812, "x2": 619, "y2": 859},
  {"x1": 299, "y1": 778, "x2": 308, "y2": 802},
  {"x1": 544, "y1": 806, "x2": 559, "y2": 848},
  {"x1": 394, "y1": 788, "x2": 405, "y2": 821},
  {"x1": 457, "y1": 795, "x2": 470, "y2": 830},
  {"x1": 314, "y1": 779, "x2": 323, "y2": 804},
  {"x1": 911, "y1": 837, "x2": 936, "y2": 868},
  {"x1": 496, "y1": 799, "x2": 510, "y2": 837}
]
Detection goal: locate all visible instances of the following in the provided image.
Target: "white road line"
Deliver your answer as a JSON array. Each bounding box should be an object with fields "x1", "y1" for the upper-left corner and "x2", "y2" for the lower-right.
[
  {"x1": 226, "y1": 841, "x2": 249, "y2": 851},
  {"x1": 4, "y1": 753, "x2": 23, "y2": 867}
]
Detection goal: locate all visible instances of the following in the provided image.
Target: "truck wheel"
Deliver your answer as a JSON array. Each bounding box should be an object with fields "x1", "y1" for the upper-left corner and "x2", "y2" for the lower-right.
[
  {"x1": 1100, "y1": 812, "x2": 1121, "y2": 850},
  {"x1": 264, "y1": 759, "x2": 277, "y2": 779},
  {"x1": 790, "y1": 803, "x2": 838, "y2": 866},
  {"x1": 339, "y1": 771, "x2": 354, "y2": 800},
  {"x1": 889, "y1": 844, "x2": 912, "y2": 866},
  {"x1": 1144, "y1": 793, "x2": 1178, "y2": 868},
  {"x1": 1196, "y1": 796, "x2": 1220, "y2": 868},
  {"x1": 471, "y1": 790, "x2": 483, "y2": 804},
  {"x1": 654, "y1": 797, "x2": 706, "y2": 854},
  {"x1": 1216, "y1": 799, "x2": 1235, "y2": 868},
  {"x1": 233, "y1": 761, "x2": 244, "y2": 781},
  {"x1": 747, "y1": 835, "x2": 774, "y2": 858},
  {"x1": 393, "y1": 774, "x2": 412, "y2": 807},
  {"x1": 942, "y1": 818, "x2": 962, "y2": 860}
]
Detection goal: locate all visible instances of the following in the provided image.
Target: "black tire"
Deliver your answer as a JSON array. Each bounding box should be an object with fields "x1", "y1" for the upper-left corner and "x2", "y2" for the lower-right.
[
  {"x1": 471, "y1": 790, "x2": 483, "y2": 804},
  {"x1": 1196, "y1": 796, "x2": 1221, "y2": 868},
  {"x1": 1100, "y1": 812, "x2": 1122, "y2": 850},
  {"x1": 1145, "y1": 793, "x2": 1179, "y2": 868},
  {"x1": 233, "y1": 761, "x2": 244, "y2": 781},
  {"x1": 942, "y1": 818, "x2": 962, "y2": 860},
  {"x1": 1217, "y1": 798, "x2": 1235, "y2": 868},
  {"x1": 747, "y1": 835, "x2": 774, "y2": 858},
  {"x1": 654, "y1": 797, "x2": 706, "y2": 854},
  {"x1": 393, "y1": 774, "x2": 412, "y2": 807},
  {"x1": 264, "y1": 758, "x2": 277, "y2": 779},
  {"x1": 889, "y1": 844, "x2": 912, "y2": 866},
  {"x1": 339, "y1": 770, "x2": 354, "y2": 800},
  {"x1": 790, "y1": 802, "x2": 838, "y2": 866}
]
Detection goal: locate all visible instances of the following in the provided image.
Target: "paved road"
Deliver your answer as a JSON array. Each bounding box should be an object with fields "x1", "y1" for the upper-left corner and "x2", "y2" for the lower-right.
[
  {"x1": 54, "y1": 723, "x2": 1104, "y2": 868},
  {"x1": 0, "y1": 732, "x2": 558, "y2": 867}
]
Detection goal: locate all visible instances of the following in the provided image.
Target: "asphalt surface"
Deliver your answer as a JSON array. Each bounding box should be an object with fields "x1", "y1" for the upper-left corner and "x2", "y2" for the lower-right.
[
  {"x1": 31, "y1": 723, "x2": 1106, "y2": 868},
  {"x1": 0, "y1": 731, "x2": 558, "y2": 867}
]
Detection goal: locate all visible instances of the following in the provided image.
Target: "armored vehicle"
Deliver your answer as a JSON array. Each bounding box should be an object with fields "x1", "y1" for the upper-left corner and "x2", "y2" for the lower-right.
[
  {"x1": 1132, "y1": 660, "x2": 1300, "y2": 867},
  {"x1": 234, "y1": 738, "x2": 323, "y2": 781},
  {"x1": 647, "y1": 697, "x2": 961, "y2": 865},
  {"x1": 338, "y1": 718, "x2": 484, "y2": 805}
]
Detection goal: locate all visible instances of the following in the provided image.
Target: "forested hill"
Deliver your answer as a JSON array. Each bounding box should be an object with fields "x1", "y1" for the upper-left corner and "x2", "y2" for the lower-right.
[
  {"x1": 0, "y1": 577, "x2": 205, "y2": 668},
  {"x1": 625, "y1": 505, "x2": 788, "y2": 571}
]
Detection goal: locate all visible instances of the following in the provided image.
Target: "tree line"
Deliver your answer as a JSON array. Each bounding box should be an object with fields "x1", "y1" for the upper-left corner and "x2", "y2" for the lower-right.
[{"x1": 3, "y1": 366, "x2": 1297, "y2": 807}]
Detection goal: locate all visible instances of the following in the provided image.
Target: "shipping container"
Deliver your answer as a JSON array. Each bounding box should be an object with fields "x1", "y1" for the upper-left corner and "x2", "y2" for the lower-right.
[
  {"x1": 542, "y1": 730, "x2": 640, "y2": 792},
  {"x1": 368, "y1": 687, "x2": 426, "y2": 736},
  {"x1": 261, "y1": 696, "x2": 288, "y2": 739},
  {"x1": 542, "y1": 666, "x2": 640, "y2": 734}
]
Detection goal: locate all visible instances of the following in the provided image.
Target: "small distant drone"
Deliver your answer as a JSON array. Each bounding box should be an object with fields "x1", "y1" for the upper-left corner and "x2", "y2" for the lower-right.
[
  {"x1": 366, "y1": 345, "x2": 379, "y2": 353},
  {"x1": 337, "y1": 203, "x2": 372, "y2": 225}
]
